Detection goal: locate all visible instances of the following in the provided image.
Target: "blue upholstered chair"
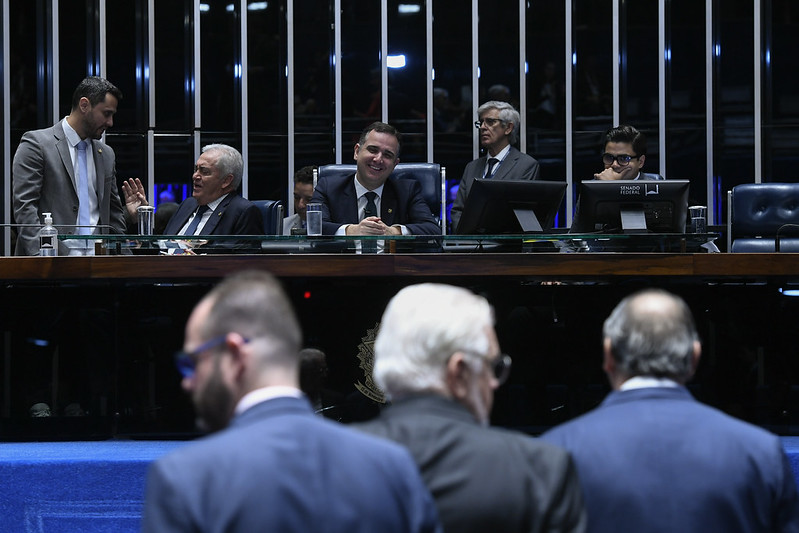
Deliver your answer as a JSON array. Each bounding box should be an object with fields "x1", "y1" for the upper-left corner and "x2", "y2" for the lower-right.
[
  {"x1": 251, "y1": 199, "x2": 284, "y2": 235},
  {"x1": 728, "y1": 183, "x2": 799, "y2": 252},
  {"x1": 315, "y1": 163, "x2": 447, "y2": 234}
]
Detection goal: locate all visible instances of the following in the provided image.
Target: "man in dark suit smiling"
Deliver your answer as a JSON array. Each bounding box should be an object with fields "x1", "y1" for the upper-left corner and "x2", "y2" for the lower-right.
[{"x1": 311, "y1": 122, "x2": 439, "y2": 237}]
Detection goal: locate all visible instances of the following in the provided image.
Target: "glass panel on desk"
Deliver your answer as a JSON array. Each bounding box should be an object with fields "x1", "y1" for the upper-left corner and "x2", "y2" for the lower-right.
[{"x1": 56, "y1": 232, "x2": 720, "y2": 255}]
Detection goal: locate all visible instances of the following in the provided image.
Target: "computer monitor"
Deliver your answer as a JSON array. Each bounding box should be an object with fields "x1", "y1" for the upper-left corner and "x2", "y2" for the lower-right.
[
  {"x1": 456, "y1": 179, "x2": 567, "y2": 234},
  {"x1": 570, "y1": 179, "x2": 690, "y2": 233}
]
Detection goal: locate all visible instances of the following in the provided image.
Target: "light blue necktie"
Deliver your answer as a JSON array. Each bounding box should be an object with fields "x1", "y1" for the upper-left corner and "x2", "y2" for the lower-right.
[{"x1": 76, "y1": 141, "x2": 92, "y2": 234}]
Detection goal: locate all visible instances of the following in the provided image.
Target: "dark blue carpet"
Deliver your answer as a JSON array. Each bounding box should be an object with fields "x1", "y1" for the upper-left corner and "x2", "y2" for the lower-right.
[
  {"x1": 0, "y1": 439, "x2": 797, "y2": 532},
  {"x1": 0, "y1": 441, "x2": 187, "y2": 533}
]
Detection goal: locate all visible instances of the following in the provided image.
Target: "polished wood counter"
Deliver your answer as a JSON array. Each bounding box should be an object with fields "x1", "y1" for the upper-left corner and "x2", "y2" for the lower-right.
[
  {"x1": 2, "y1": 252, "x2": 798, "y2": 439},
  {"x1": 3, "y1": 252, "x2": 799, "y2": 282}
]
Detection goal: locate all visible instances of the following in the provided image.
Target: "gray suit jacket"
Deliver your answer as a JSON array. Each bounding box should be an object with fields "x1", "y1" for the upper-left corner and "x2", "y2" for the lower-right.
[
  {"x1": 356, "y1": 395, "x2": 586, "y2": 533},
  {"x1": 450, "y1": 146, "x2": 541, "y2": 232},
  {"x1": 13, "y1": 121, "x2": 127, "y2": 255}
]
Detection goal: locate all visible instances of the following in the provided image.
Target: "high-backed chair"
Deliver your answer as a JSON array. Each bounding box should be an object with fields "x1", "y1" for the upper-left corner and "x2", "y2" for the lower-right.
[
  {"x1": 315, "y1": 163, "x2": 447, "y2": 234},
  {"x1": 728, "y1": 183, "x2": 799, "y2": 252},
  {"x1": 251, "y1": 199, "x2": 284, "y2": 235}
]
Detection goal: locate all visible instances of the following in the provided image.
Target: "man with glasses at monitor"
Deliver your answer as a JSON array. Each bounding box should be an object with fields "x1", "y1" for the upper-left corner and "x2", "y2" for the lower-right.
[
  {"x1": 594, "y1": 124, "x2": 664, "y2": 181},
  {"x1": 356, "y1": 283, "x2": 586, "y2": 533},
  {"x1": 450, "y1": 101, "x2": 541, "y2": 233}
]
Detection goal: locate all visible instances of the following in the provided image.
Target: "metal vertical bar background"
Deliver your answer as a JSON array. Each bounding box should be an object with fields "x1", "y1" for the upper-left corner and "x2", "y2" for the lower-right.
[
  {"x1": 612, "y1": 0, "x2": 620, "y2": 127},
  {"x1": 426, "y1": 0, "x2": 434, "y2": 163},
  {"x1": 519, "y1": 0, "x2": 526, "y2": 153},
  {"x1": 241, "y1": 0, "x2": 249, "y2": 197},
  {"x1": 3, "y1": 0, "x2": 9, "y2": 256},
  {"x1": 658, "y1": 0, "x2": 667, "y2": 178},
  {"x1": 754, "y1": 0, "x2": 762, "y2": 184},
  {"x1": 565, "y1": 0, "x2": 574, "y2": 223},
  {"x1": 334, "y1": 0, "x2": 342, "y2": 164},
  {"x1": 286, "y1": 0, "x2": 296, "y2": 205},
  {"x1": 706, "y1": 0, "x2": 714, "y2": 223},
  {"x1": 471, "y1": 0, "x2": 479, "y2": 160}
]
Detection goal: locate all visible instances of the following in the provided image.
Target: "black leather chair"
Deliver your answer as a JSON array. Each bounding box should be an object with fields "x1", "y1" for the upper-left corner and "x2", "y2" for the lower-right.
[
  {"x1": 728, "y1": 183, "x2": 799, "y2": 252},
  {"x1": 315, "y1": 163, "x2": 447, "y2": 233},
  {"x1": 252, "y1": 200, "x2": 284, "y2": 235}
]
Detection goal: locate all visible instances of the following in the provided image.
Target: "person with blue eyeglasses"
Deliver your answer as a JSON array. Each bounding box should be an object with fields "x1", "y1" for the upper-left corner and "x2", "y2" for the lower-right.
[
  {"x1": 594, "y1": 124, "x2": 665, "y2": 181},
  {"x1": 143, "y1": 270, "x2": 441, "y2": 533}
]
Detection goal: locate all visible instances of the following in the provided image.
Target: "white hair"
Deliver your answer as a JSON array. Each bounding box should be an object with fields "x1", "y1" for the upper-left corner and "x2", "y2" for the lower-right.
[{"x1": 373, "y1": 283, "x2": 493, "y2": 399}]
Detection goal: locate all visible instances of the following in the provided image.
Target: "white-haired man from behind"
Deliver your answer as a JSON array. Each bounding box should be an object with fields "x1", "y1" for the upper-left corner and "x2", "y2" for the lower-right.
[{"x1": 356, "y1": 283, "x2": 586, "y2": 533}]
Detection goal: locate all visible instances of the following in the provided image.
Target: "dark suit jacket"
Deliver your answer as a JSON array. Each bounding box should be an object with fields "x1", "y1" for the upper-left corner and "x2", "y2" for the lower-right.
[
  {"x1": 542, "y1": 387, "x2": 799, "y2": 533},
  {"x1": 142, "y1": 396, "x2": 441, "y2": 533},
  {"x1": 12, "y1": 121, "x2": 127, "y2": 255},
  {"x1": 450, "y1": 146, "x2": 541, "y2": 232},
  {"x1": 356, "y1": 395, "x2": 586, "y2": 533},
  {"x1": 311, "y1": 173, "x2": 440, "y2": 235},
  {"x1": 163, "y1": 193, "x2": 264, "y2": 239}
]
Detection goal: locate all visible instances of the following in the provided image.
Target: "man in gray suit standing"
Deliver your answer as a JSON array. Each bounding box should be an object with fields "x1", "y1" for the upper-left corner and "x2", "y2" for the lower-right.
[
  {"x1": 13, "y1": 76, "x2": 144, "y2": 255},
  {"x1": 450, "y1": 100, "x2": 540, "y2": 233}
]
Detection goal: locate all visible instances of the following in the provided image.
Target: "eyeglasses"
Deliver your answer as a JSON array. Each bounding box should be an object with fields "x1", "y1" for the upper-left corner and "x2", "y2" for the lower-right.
[
  {"x1": 491, "y1": 354, "x2": 512, "y2": 385},
  {"x1": 461, "y1": 351, "x2": 512, "y2": 385},
  {"x1": 174, "y1": 335, "x2": 236, "y2": 378},
  {"x1": 474, "y1": 117, "x2": 503, "y2": 129},
  {"x1": 602, "y1": 153, "x2": 640, "y2": 167}
]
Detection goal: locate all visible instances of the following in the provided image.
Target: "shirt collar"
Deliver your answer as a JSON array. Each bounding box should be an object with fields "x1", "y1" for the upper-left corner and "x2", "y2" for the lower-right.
[
  {"x1": 61, "y1": 118, "x2": 86, "y2": 148},
  {"x1": 353, "y1": 176, "x2": 385, "y2": 199},
  {"x1": 235, "y1": 386, "x2": 304, "y2": 416},
  {"x1": 205, "y1": 193, "x2": 229, "y2": 212},
  {"x1": 491, "y1": 144, "x2": 511, "y2": 162},
  {"x1": 620, "y1": 376, "x2": 681, "y2": 391}
]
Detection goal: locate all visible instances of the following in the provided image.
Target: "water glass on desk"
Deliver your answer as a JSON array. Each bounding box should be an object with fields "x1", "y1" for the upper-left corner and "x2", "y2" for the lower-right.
[
  {"x1": 689, "y1": 205, "x2": 707, "y2": 234},
  {"x1": 306, "y1": 203, "x2": 323, "y2": 236},
  {"x1": 138, "y1": 205, "x2": 155, "y2": 235}
]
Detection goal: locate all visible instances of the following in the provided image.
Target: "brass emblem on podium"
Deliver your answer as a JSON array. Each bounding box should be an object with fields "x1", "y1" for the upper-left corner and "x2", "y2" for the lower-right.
[{"x1": 354, "y1": 323, "x2": 386, "y2": 404}]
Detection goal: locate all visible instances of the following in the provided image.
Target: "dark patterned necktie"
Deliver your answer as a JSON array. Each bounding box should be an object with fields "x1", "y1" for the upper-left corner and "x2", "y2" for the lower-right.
[
  {"x1": 362, "y1": 192, "x2": 378, "y2": 253},
  {"x1": 485, "y1": 157, "x2": 499, "y2": 178},
  {"x1": 183, "y1": 205, "x2": 209, "y2": 236}
]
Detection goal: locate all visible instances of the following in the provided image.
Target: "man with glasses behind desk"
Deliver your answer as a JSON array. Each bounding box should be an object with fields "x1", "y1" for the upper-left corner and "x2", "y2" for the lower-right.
[
  {"x1": 593, "y1": 124, "x2": 664, "y2": 181},
  {"x1": 450, "y1": 101, "x2": 541, "y2": 233}
]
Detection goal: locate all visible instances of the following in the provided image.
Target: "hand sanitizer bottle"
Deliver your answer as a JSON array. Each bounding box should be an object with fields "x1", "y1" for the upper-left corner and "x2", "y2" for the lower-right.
[{"x1": 39, "y1": 212, "x2": 58, "y2": 256}]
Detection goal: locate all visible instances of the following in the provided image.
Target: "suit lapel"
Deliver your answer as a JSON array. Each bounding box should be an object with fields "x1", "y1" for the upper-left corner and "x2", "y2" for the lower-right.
[
  {"x1": 92, "y1": 143, "x2": 107, "y2": 215},
  {"x1": 342, "y1": 177, "x2": 359, "y2": 222},
  {"x1": 493, "y1": 147, "x2": 517, "y2": 181},
  {"x1": 381, "y1": 180, "x2": 398, "y2": 226},
  {"x1": 166, "y1": 198, "x2": 198, "y2": 234},
  {"x1": 54, "y1": 129, "x2": 78, "y2": 194},
  {"x1": 200, "y1": 195, "x2": 233, "y2": 235}
]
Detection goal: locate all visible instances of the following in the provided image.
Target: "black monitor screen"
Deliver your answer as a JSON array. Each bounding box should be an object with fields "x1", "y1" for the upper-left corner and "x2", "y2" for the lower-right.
[
  {"x1": 570, "y1": 179, "x2": 690, "y2": 234},
  {"x1": 456, "y1": 179, "x2": 567, "y2": 234}
]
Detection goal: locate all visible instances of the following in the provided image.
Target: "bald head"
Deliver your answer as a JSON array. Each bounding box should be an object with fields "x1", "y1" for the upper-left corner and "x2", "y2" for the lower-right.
[{"x1": 603, "y1": 289, "x2": 700, "y2": 385}]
